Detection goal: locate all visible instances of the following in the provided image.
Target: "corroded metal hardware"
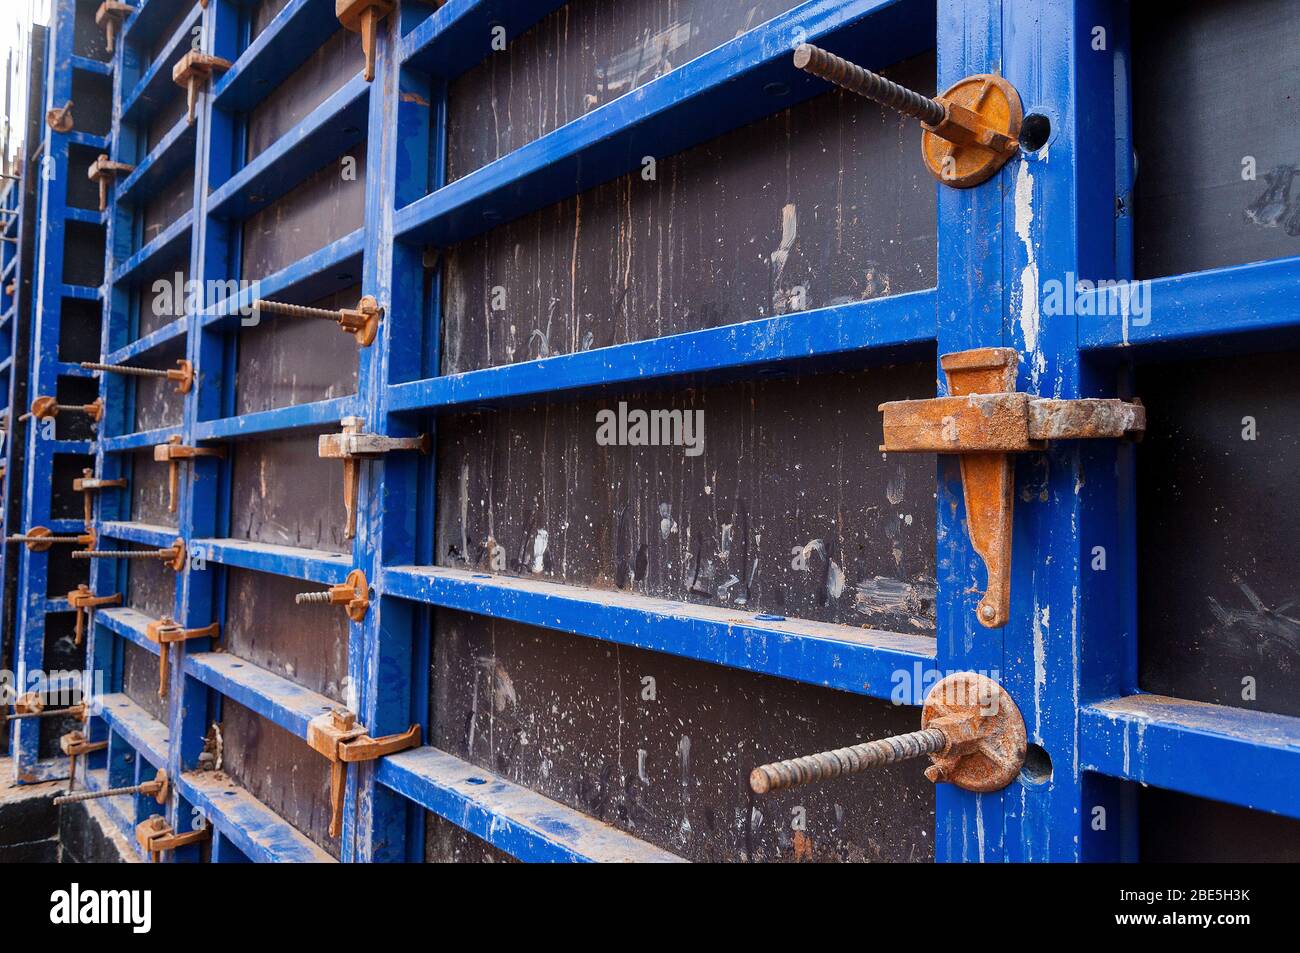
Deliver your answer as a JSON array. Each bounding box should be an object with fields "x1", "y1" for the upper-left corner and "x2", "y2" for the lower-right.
[
  {"x1": 172, "y1": 51, "x2": 232, "y2": 123},
  {"x1": 60, "y1": 731, "x2": 108, "y2": 792},
  {"x1": 145, "y1": 618, "x2": 220, "y2": 698},
  {"x1": 306, "y1": 707, "x2": 420, "y2": 838},
  {"x1": 86, "y1": 154, "x2": 135, "y2": 212},
  {"x1": 67, "y1": 584, "x2": 122, "y2": 646},
  {"x1": 46, "y1": 100, "x2": 73, "y2": 132},
  {"x1": 82, "y1": 358, "x2": 194, "y2": 394},
  {"x1": 319, "y1": 417, "x2": 428, "y2": 539},
  {"x1": 750, "y1": 672, "x2": 1027, "y2": 795},
  {"x1": 56, "y1": 768, "x2": 169, "y2": 807},
  {"x1": 72, "y1": 537, "x2": 187, "y2": 572},
  {"x1": 252, "y1": 295, "x2": 383, "y2": 347},
  {"x1": 73, "y1": 468, "x2": 128, "y2": 527},
  {"x1": 295, "y1": 568, "x2": 370, "y2": 622},
  {"x1": 22, "y1": 395, "x2": 104, "y2": 422},
  {"x1": 154, "y1": 435, "x2": 225, "y2": 513},
  {"x1": 6, "y1": 526, "x2": 96, "y2": 552},
  {"x1": 0, "y1": 697, "x2": 86, "y2": 732},
  {"x1": 793, "y1": 44, "x2": 1022, "y2": 188},
  {"x1": 337, "y1": 0, "x2": 394, "y2": 82},
  {"x1": 880, "y1": 348, "x2": 1144, "y2": 627},
  {"x1": 95, "y1": 1, "x2": 133, "y2": 54},
  {"x1": 135, "y1": 815, "x2": 210, "y2": 863}
]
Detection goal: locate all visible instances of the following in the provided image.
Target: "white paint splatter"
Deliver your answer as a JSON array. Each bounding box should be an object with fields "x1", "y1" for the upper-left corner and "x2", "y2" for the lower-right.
[
  {"x1": 529, "y1": 529, "x2": 549, "y2": 573},
  {"x1": 1014, "y1": 162, "x2": 1045, "y2": 384}
]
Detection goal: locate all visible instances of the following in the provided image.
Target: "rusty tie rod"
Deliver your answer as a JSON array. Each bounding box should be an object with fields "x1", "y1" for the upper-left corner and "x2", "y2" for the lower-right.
[
  {"x1": 749, "y1": 726, "x2": 947, "y2": 794},
  {"x1": 792, "y1": 43, "x2": 946, "y2": 125}
]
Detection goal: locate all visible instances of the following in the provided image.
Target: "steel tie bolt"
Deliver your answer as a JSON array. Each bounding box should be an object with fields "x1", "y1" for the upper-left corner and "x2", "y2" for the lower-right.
[
  {"x1": 793, "y1": 43, "x2": 946, "y2": 125},
  {"x1": 749, "y1": 727, "x2": 948, "y2": 794},
  {"x1": 54, "y1": 769, "x2": 167, "y2": 807},
  {"x1": 295, "y1": 590, "x2": 335, "y2": 605}
]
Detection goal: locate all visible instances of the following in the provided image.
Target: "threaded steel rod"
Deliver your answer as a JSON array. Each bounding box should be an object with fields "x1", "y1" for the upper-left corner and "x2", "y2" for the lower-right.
[
  {"x1": 253, "y1": 299, "x2": 339, "y2": 322},
  {"x1": 295, "y1": 591, "x2": 334, "y2": 605},
  {"x1": 80, "y1": 361, "x2": 170, "y2": 379},
  {"x1": 72, "y1": 549, "x2": 169, "y2": 560},
  {"x1": 750, "y1": 726, "x2": 947, "y2": 794},
  {"x1": 55, "y1": 782, "x2": 149, "y2": 805},
  {"x1": 7, "y1": 708, "x2": 78, "y2": 721},
  {"x1": 793, "y1": 44, "x2": 946, "y2": 126},
  {"x1": 7, "y1": 535, "x2": 85, "y2": 543}
]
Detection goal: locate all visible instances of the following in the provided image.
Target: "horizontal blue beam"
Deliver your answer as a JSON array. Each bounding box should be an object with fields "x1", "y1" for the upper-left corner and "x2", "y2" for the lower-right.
[
  {"x1": 111, "y1": 210, "x2": 193, "y2": 286},
  {"x1": 117, "y1": 115, "x2": 197, "y2": 209},
  {"x1": 59, "y1": 283, "x2": 101, "y2": 302},
  {"x1": 401, "y1": 0, "x2": 568, "y2": 78},
  {"x1": 390, "y1": 290, "x2": 936, "y2": 412},
  {"x1": 394, "y1": 0, "x2": 932, "y2": 247},
  {"x1": 382, "y1": 566, "x2": 935, "y2": 702},
  {"x1": 1081, "y1": 694, "x2": 1300, "y2": 819},
  {"x1": 99, "y1": 423, "x2": 182, "y2": 453},
  {"x1": 71, "y1": 55, "x2": 113, "y2": 77},
  {"x1": 107, "y1": 316, "x2": 188, "y2": 365},
  {"x1": 98, "y1": 692, "x2": 169, "y2": 768},
  {"x1": 1080, "y1": 256, "x2": 1300, "y2": 352},
  {"x1": 193, "y1": 537, "x2": 351, "y2": 583},
  {"x1": 100, "y1": 521, "x2": 177, "y2": 548},
  {"x1": 207, "y1": 75, "x2": 369, "y2": 222},
  {"x1": 121, "y1": 5, "x2": 204, "y2": 127},
  {"x1": 194, "y1": 394, "x2": 359, "y2": 442},
  {"x1": 378, "y1": 746, "x2": 684, "y2": 863},
  {"x1": 212, "y1": 0, "x2": 341, "y2": 115},
  {"x1": 179, "y1": 770, "x2": 335, "y2": 863},
  {"x1": 185, "y1": 651, "x2": 336, "y2": 739},
  {"x1": 64, "y1": 207, "x2": 103, "y2": 226},
  {"x1": 66, "y1": 131, "x2": 109, "y2": 152},
  {"x1": 96, "y1": 606, "x2": 160, "y2": 657}
]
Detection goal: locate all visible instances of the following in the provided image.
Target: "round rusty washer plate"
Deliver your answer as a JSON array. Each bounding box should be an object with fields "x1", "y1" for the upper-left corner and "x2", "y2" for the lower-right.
[
  {"x1": 922, "y1": 74, "x2": 1023, "y2": 188},
  {"x1": 31, "y1": 396, "x2": 59, "y2": 420},
  {"x1": 921, "y1": 671, "x2": 1026, "y2": 792},
  {"x1": 168, "y1": 538, "x2": 187, "y2": 572},
  {"x1": 345, "y1": 568, "x2": 370, "y2": 622},
  {"x1": 354, "y1": 295, "x2": 382, "y2": 347},
  {"x1": 25, "y1": 525, "x2": 53, "y2": 552}
]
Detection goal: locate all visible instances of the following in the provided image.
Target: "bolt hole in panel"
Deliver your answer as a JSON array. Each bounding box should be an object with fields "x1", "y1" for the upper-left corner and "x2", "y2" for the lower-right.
[
  {"x1": 1132, "y1": 0, "x2": 1300, "y2": 279},
  {"x1": 1017, "y1": 113, "x2": 1051, "y2": 154}
]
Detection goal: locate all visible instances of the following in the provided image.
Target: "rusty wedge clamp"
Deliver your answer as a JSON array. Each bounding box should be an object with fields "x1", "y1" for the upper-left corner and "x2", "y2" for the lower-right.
[
  {"x1": 95, "y1": 1, "x2": 133, "y2": 54},
  {"x1": 135, "y1": 814, "x2": 210, "y2": 863},
  {"x1": 145, "y1": 618, "x2": 219, "y2": 698},
  {"x1": 319, "y1": 417, "x2": 428, "y2": 539},
  {"x1": 73, "y1": 468, "x2": 128, "y2": 527},
  {"x1": 72, "y1": 537, "x2": 187, "y2": 572},
  {"x1": 252, "y1": 295, "x2": 383, "y2": 346},
  {"x1": 337, "y1": 0, "x2": 393, "y2": 82},
  {"x1": 56, "y1": 768, "x2": 169, "y2": 807},
  {"x1": 87, "y1": 154, "x2": 134, "y2": 211},
  {"x1": 295, "y1": 568, "x2": 370, "y2": 622},
  {"x1": 23, "y1": 395, "x2": 104, "y2": 422},
  {"x1": 793, "y1": 44, "x2": 1022, "y2": 188},
  {"x1": 172, "y1": 51, "x2": 232, "y2": 123},
  {"x1": 82, "y1": 358, "x2": 193, "y2": 394},
  {"x1": 880, "y1": 347, "x2": 1144, "y2": 627},
  {"x1": 750, "y1": 672, "x2": 1027, "y2": 795},
  {"x1": 46, "y1": 100, "x2": 74, "y2": 133},
  {"x1": 6, "y1": 526, "x2": 96, "y2": 552},
  {"x1": 307, "y1": 707, "x2": 420, "y2": 838},
  {"x1": 67, "y1": 584, "x2": 122, "y2": 646},
  {"x1": 60, "y1": 730, "x2": 108, "y2": 792},
  {"x1": 154, "y1": 435, "x2": 224, "y2": 513}
]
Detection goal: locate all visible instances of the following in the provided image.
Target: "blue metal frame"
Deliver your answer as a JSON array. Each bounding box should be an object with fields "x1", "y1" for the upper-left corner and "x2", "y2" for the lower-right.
[{"x1": 10, "y1": 0, "x2": 1296, "y2": 862}]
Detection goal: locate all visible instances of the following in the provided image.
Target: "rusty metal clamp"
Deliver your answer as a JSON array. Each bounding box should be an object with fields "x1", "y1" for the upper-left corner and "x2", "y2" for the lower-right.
[
  {"x1": 67, "y1": 584, "x2": 122, "y2": 646},
  {"x1": 336, "y1": 0, "x2": 394, "y2": 82},
  {"x1": 172, "y1": 51, "x2": 232, "y2": 123},
  {"x1": 252, "y1": 295, "x2": 383, "y2": 347},
  {"x1": 319, "y1": 417, "x2": 428, "y2": 539},
  {"x1": 750, "y1": 672, "x2": 1027, "y2": 795},
  {"x1": 82, "y1": 358, "x2": 194, "y2": 394},
  {"x1": 879, "y1": 348, "x2": 1145, "y2": 628},
  {"x1": 60, "y1": 730, "x2": 108, "y2": 792},
  {"x1": 23, "y1": 395, "x2": 103, "y2": 423},
  {"x1": 73, "y1": 468, "x2": 128, "y2": 527},
  {"x1": 56, "y1": 768, "x2": 169, "y2": 807},
  {"x1": 135, "y1": 815, "x2": 210, "y2": 863},
  {"x1": 6, "y1": 526, "x2": 96, "y2": 552},
  {"x1": 46, "y1": 100, "x2": 73, "y2": 133},
  {"x1": 95, "y1": 1, "x2": 132, "y2": 54},
  {"x1": 145, "y1": 618, "x2": 219, "y2": 698},
  {"x1": 72, "y1": 537, "x2": 187, "y2": 571},
  {"x1": 0, "y1": 695, "x2": 86, "y2": 732},
  {"x1": 295, "y1": 568, "x2": 370, "y2": 622},
  {"x1": 87, "y1": 154, "x2": 134, "y2": 212},
  {"x1": 306, "y1": 708, "x2": 420, "y2": 838},
  {"x1": 154, "y1": 435, "x2": 224, "y2": 513}
]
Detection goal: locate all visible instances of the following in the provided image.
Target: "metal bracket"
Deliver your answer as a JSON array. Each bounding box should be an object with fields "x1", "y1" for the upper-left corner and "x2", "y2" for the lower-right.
[
  {"x1": 67, "y1": 584, "x2": 122, "y2": 646},
  {"x1": 26, "y1": 395, "x2": 103, "y2": 422},
  {"x1": 306, "y1": 707, "x2": 420, "y2": 837},
  {"x1": 336, "y1": 0, "x2": 394, "y2": 82},
  {"x1": 171, "y1": 51, "x2": 232, "y2": 123},
  {"x1": 154, "y1": 435, "x2": 225, "y2": 513},
  {"x1": 87, "y1": 154, "x2": 134, "y2": 211},
  {"x1": 135, "y1": 815, "x2": 211, "y2": 863},
  {"x1": 295, "y1": 568, "x2": 370, "y2": 622},
  {"x1": 95, "y1": 1, "x2": 133, "y2": 54},
  {"x1": 60, "y1": 730, "x2": 108, "y2": 791},
  {"x1": 319, "y1": 417, "x2": 428, "y2": 539},
  {"x1": 73, "y1": 468, "x2": 128, "y2": 526},
  {"x1": 880, "y1": 348, "x2": 1145, "y2": 627},
  {"x1": 145, "y1": 618, "x2": 220, "y2": 698}
]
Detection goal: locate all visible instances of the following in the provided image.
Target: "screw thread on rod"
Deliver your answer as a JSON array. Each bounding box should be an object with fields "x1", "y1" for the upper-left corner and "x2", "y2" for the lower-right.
[
  {"x1": 792, "y1": 44, "x2": 946, "y2": 126},
  {"x1": 295, "y1": 591, "x2": 333, "y2": 605},
  {"x1": 72, "y1": 550, "x2": 166, "y2": 560},
  {"x1": 80, "y1": 361, "x2": 170, "y2": 379},
  {"x1": 8, "y1": 708, "x2": 78, "y2": 721},
  {"x1": 749, "y1": 726, "x2": 947, "y2": 794},
  {"x1": 253, "y1": 299, "x2": 339, "y2": 322},
  {"x1": 55, "y1": 782, "x2": 147, "y2": 805},
  {"x1": 8, "y1": 535, "x2": 84, "y2": 543}
]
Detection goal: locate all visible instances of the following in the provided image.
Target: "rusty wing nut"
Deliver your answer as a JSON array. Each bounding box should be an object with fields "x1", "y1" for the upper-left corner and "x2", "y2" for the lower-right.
[{"x1": 920, "y1": 672, "x2": 1026, "y2": 792}]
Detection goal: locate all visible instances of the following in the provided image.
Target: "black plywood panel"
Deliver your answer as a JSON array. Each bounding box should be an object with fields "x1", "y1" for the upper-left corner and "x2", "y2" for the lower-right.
[
  {"x1": 1132, "y1": 0, "x2": 1300, "y2": 278},
  {"x1": 122, "y1": 639, "x2": 169, "y2": 724},
  {"x1": 431, "y1": 611, "x2": 934, "y2": 862},
  {"x1": 73, "y1": 0, "x2": 109, "y2": 61},
  {"x1": 425, "y1": 814, "x2": 518, "y2": 863},
  {"x1": 57, "y1": 297, "x2": 101, "y2": 365},
  {"x1": 142, "y1": 169, "x2": 194, "y2": 245},
  {"x1": 51, "y1": 455, "x2": 95, "y2": 522},
  {"x1": 70, "y1": 70, "x2": 112, "y2": 138},
  {"x1": 246, "y1": 28, "x2": 358, "y2": 158},
  {"x1": 129, "y1": 448, "x2": 174, "y2": 529},
  {"x1": 146, "y1": 90, "x2": 189, "y2": 153},
  {"x1": 126, "y1": 552, "x2": 175, "y2": 620},
  {"x1": 51, "y1": 375, "x2": 99, "y2": 442},
  {"x1": 1137, "y1": 350, "x2": 1300, "y2": 718},
  {"x1": 437, "y1": 367, "x2": 937, "y2": 633},
  {"x1": 38, "y1": 615, "x2": 86, "y2": 758},
  {"x1": 442, "y1": 55, "x2": 936, "y2": 373},
  {"x1": 66, "y1": 145, "x2": 102, "y2": 212},
  {"x1": 224, "y1": 568, "x2": 349, "y2": 702},
  {"x1": 447, "y1": 0, "x2": 806, "y2": 179},
  {"x1": 61, "y1": 222, "x2": 105, "y2": 288},
  {"x1": 131, "y1": 337, "x2": 186, "y2": 433},
  {"x1": 228, "y1": 432, "x2": 348, "y2": 553},
  {"x1": 1139, "y1": 786, "x2": 1300, "y2": 861}
]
